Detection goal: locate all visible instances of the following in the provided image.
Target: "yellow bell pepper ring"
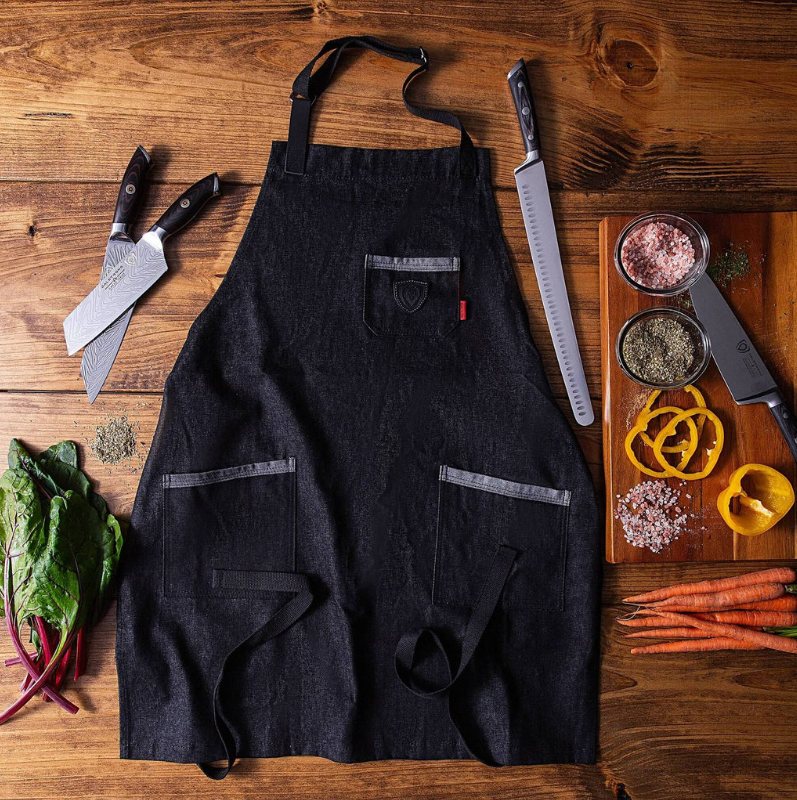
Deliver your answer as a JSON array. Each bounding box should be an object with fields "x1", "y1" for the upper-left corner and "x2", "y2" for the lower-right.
[
  {"x1": 717, "y1": 463, "x2": 795, "y2": 536},
  {"x1": 651, "y1": 407, "x2": 724, "y2": 480},
  {"x1": 625, "y1": 406, "x2": 699, "y2": 478},
  {"x1": 639, "y1": 385, "x2": 706, "y2": 454}
]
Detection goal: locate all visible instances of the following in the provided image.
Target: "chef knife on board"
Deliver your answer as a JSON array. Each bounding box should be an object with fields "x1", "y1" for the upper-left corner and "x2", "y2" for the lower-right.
[
  {"x1": 508, "y1": 59, "x2": 594, "y2": 426},
  {"x1": 64, "y1": 173, "x2": 220, "y2": 356},
  {"x1": 690, "y1": 272, "x2": 797, "y2": 462},
  {"x1": 80, "y1": 145, "x2": 152, "y2": 402}
]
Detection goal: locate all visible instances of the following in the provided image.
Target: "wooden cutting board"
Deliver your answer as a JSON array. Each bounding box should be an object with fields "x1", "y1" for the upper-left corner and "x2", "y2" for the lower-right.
[{"x1": 600, "y1": 212, "x2": 797, "y2": 563}]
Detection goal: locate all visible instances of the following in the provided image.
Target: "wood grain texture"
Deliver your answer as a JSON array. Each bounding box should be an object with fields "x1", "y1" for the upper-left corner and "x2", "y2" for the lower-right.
[
  {"x1": 601, "y1": 213, "x2": 797, "y2": 563},
  {"x1": 1, "y1": 1, "x2": 797, "y2": 798},
  {"x1": 2, "y1": 1, "x2": 797, "y2": 191}
]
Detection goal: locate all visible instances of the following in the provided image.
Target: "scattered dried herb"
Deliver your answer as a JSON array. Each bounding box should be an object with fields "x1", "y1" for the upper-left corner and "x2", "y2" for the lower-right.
[
  {"x1": 622, "y1": 316, "x2": 698, "y2": 385},
  {"x1": 678, "y1": 241, "x2": 764, "y2": 309},
  {"x1": 708, "y1": 241, "x2": 753, "y2": 288},
  {"x1": 89, "y1": 415, "x2": 138, "y2": 465}
]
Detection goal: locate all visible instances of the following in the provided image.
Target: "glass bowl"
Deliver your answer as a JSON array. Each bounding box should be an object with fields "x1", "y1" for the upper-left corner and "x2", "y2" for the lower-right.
[
  {"x1": 614, "y1": 212, "x2": 710, "y2": 297},
  {"x1": 616, "y1": 307, "x2": 712, "y2": 389}
]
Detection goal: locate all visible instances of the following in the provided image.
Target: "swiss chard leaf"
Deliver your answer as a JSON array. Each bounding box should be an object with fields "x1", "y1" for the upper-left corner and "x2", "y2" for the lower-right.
[
  {"x1": 8, "y1": 440, "x2": 62, "y2": 501},
  {"x1": 40, "y1": 441, "x2": 78, "y2": 469},
  {"x1": 3, "y1": 440, "x2": 122, "y2": 633},
  {"x1": 28, "y1": 491, "x2": 104, "y2": 639},
  {"x1": 0, "y1": 468, "x2": 47, "y2": 625},
  {"x1": 90, "y1": 513, "x2": 124, "y2": 627},
  {"x1": 37, "y1": 442, "x2": 109, "y2": 522}
]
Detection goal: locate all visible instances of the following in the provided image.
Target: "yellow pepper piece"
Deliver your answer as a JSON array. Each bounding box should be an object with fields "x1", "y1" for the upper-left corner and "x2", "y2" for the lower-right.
[
  {"x1": 625, "y1": 406, "x2": 699, "y2": 478},
  {"x1": 652, "y1": 407, "x2": 724, "y2": 480},
  {"x1": 640, "y1": 385, "x2": 706, "y2": 454},
  {"x1": 640, "y1": 390, "x2": 662, "y2": 417},
  {"x1": 717, "y1": 463, "x2": 795, "y2": 536}
]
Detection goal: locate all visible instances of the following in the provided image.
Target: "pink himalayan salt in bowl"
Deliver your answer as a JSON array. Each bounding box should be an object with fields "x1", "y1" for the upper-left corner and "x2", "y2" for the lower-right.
[{"x1": 614, "y1": 213, "x2": 710, "y2": 296}]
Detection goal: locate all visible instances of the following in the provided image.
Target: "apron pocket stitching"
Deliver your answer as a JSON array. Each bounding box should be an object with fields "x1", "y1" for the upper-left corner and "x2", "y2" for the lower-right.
[
  {"x1": 368, "y1": 254, "x2": 460, "y2": 272},
  {"x1": 439, "y1": 465, "x2": 571, "y2": 506},
  {"x1": 363, "y1": 253, "x2": 461, "y2": 337},
  {"x1": 163, "y1": 457, "x2": 295, "y2": 489},
  {"x1": 433, "y1": 464, "x2": 570, "y2": 611},
  {"x1": 161, "y1": 458, "x2": 297, "y2": 599}
]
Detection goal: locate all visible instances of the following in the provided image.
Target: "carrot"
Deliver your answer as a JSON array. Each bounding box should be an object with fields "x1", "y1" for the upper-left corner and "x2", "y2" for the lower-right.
[
  {"x1": 616, "y1": 614, "x2": 670, "y2": 628},
  {"x1": 731, "y1": 596, "x2": 797, "y2": 612},
  {"x1": 646, "y1": 583, "x2": 785, "y2": 610},
  {"x1": 631, "y1": 638, "x2": 765, "y2": 654},
  {"x1": 651, "y1": 610, "x2": 797, "y2": 654},
  {"x1": 693, "y1": 610, "x2": 797, "y2": 627},
  {"x1": 633, "y1": 599, "x2": 789, "y2": 613},
  {"x1": 622, "y1": 567, "x2": 797, "y2": 604},
  {"x1": 624, "y1": 627, "x2": 716, "y2": 639}
]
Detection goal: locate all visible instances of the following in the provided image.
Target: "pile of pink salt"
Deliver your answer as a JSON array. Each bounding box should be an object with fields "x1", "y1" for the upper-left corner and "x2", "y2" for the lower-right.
[
  {"x1": 621, "y1": 221, "x2": 695, "y2": 290},
  {"x1": 615, "y1": 479, "x2": 696, "y2": 553}
]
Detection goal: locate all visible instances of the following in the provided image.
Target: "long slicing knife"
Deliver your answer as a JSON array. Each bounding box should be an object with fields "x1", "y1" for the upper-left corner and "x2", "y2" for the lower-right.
[
  {"x1": 80, "y1": 145, "x2": 152, "y2": 402},
  {"x1": 508, "y1": 59, "x2": 594, "y2": 426},
  {"x1": 690, "y1": 272, "x2": 797, "y2": 462},
  {"x1": 64, "y1": 173, "x2": 220, "y2": 356}
]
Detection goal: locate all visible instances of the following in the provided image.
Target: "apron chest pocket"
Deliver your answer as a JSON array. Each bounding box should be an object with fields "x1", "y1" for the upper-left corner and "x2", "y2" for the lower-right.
[
  {"x1": 433, "y1": 465, "x2": 570, "y2": 612},
  {"x1": 162, "y1": 458, "x2": 296, "y2": 599},
  {"x1": 363, "y1": 254, "x2": 460, "y2": 337}
]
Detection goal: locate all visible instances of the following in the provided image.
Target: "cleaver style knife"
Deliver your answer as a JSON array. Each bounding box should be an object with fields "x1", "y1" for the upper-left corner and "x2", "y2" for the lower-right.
[
  {"x1": 80, "y1": 145, "x2": 152, "y2": 402},
  {"x1": 508, "y1": 59, "x2": 594, "y2": 426},
  {"x1": 690, "y1": 273, "x2": 797, "y2": 462},
  {"x1": 64, "y1": 173, "x2": 220, "y2": 356}
]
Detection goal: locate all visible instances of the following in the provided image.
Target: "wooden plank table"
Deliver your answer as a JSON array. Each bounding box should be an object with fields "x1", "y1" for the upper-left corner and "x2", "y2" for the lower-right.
[{"x1": 1, "y1": 3, "x2": 796, "y2": 798}]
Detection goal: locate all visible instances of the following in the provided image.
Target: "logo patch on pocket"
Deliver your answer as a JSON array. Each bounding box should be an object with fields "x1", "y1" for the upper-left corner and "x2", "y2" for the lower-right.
[{"x1": 393, "y1": 280, "x2": 429, "y2": 314}]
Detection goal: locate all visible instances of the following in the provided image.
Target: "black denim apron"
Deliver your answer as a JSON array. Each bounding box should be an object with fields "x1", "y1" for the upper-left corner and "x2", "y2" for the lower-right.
[{"x1": 116, "y1": 36, "x2": 602, "y2": 779}]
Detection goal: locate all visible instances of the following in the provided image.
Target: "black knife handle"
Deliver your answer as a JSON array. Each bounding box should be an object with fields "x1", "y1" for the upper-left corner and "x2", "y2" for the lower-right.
[
  {"x1": 152, "y1": 173, "x2": 221, "y2": 238},
  {"x1": 769, "y1": 393, "x2": 797, "y2": 464},
  {"x1": 507, "y1": 58, "x2": 541, "y2": 158},
  {"x1": 112, "y1": 145, "x2": 152, "y2": 225}
]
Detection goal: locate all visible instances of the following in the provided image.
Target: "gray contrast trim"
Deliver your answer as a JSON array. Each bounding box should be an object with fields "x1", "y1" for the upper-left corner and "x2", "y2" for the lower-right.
[
  {"x1": 212, "y1": 569, "x2": 305, "y2": 593},
  {"x1": 439, "y1": 465, "x2": 571, "y2": 506},
  {"x1": 366, "y1": 254, "x2": 460, "y2": 272},
  {"x1": 163, "y1": 457, "x2": 295, "y2": 489}
]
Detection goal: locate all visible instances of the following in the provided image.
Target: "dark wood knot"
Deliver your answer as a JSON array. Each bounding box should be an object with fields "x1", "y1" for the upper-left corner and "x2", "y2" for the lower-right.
[{"x1": 602, "y1": 39, "x2": 659, "y2": 88}]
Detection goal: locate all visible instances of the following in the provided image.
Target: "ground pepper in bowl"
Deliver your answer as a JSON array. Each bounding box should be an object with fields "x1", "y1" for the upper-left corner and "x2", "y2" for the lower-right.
[{"x1": 617, "y1": 310, "x2": 709, "y2": 388}]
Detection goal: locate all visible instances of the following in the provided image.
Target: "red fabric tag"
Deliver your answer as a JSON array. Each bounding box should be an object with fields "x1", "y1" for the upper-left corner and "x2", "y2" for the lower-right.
[{"x1": 459, "y1": 300, "x2": 467, "y2": 320}]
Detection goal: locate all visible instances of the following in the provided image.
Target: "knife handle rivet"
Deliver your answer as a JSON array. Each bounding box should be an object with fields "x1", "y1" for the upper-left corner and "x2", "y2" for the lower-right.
[
  {"x1": 125, "y1": 183, "x2": 136, "y2": 194},
  {"x1": 522, "y1": 106, "x2": 530, "y2": 116},
  {"x1": 180, "y1": 198, "x2": 190, "y2": 208}
]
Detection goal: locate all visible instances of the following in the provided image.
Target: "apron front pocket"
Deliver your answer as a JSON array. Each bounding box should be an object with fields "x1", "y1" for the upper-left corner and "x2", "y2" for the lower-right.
[
  {"x1": 363, "y1": 254, "x2": 460, "y2": 337},
  {"x1": 162, "y1": 458, "x2": 296, "y2": 599},
  {"x1": 433, "y1": 465, "x2": 570, "y2": 612}
]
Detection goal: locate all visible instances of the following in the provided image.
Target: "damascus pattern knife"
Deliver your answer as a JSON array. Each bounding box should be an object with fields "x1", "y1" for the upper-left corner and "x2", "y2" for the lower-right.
[
  {"x1": 64, "y1": 173, "x2": 221, "y2": 356},
  {"x1": 508, "y1": 59, "x2": 594, "y2": 426},
  {"x1": 80, "y1": 146, "x2": 152, "y2": 402}
]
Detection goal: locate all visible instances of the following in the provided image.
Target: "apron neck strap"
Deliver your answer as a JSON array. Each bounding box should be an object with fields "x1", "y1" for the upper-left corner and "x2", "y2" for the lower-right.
[{"x1": 284, "y1": 36, "x2": 476, "y2": 177}]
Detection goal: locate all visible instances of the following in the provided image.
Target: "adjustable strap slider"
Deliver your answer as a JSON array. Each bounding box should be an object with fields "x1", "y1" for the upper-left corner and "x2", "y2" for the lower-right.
[{"x1": 290, "y1": 91, "x2": 317, "y2": 105}]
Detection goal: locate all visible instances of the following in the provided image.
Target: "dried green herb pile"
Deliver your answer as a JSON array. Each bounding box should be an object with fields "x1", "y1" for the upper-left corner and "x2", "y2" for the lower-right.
[{"x1": 89, "y1": 415, "x2": 138, "y2": 465}]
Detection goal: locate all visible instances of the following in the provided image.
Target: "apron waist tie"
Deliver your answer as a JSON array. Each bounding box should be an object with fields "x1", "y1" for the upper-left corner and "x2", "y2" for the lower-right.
[
  {"x1": 394, "y1": 544, "x2": 518, "y2": 767},
  {"x1": 198, "y1": 571, "x2": 314, "y2": 780}
]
